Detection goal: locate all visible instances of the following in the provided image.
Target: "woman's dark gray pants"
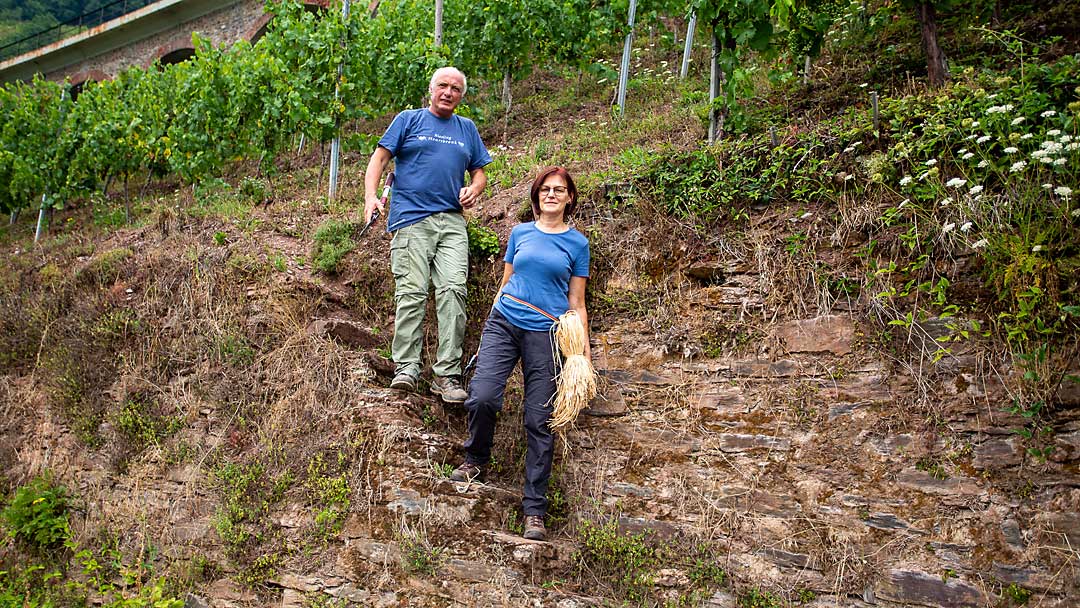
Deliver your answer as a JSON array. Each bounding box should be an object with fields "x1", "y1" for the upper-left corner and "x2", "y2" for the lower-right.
[{"x1": 463, "y1": 309, "x2": 556, "y2": 516}]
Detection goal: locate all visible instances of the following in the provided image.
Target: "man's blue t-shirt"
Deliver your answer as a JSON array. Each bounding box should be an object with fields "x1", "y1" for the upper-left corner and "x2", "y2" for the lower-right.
[
  {"x1": 378, "y1": 108, "x2": 492, "y2": 232},
  {"x1": 495, "y1": 222, "x2": 590, "y2": 332}
]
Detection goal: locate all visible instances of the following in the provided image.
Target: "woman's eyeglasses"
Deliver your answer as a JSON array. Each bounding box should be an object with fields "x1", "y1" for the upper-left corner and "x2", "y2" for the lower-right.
[{"x1": 539, "y1": 186, "x2": 568, "y2": 196}]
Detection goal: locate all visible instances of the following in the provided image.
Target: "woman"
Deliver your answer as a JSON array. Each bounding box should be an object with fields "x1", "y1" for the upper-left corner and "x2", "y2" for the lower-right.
[{"x1": 450, "y1": 166, "x2": 590, "y2": 542}]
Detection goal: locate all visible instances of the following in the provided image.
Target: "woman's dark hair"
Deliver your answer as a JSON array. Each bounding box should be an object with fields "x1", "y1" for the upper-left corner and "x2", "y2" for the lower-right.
[{"x1": 529, "y1": 166, "x2": 578, "y2": 220}]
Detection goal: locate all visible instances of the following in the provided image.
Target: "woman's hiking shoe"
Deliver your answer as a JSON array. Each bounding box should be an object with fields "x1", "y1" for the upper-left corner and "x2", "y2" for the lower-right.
[
  {"x1": 449, "y1": 462, "x2": 484, "y2": 482},
  {"x1": 390, "y1": 373, "x2": 417, "y2": 392},
  {"x1": 430, "y1": 375, "x2": 468, "y2": 403},
  {"x1": 523, "y1": 515, "x2": 547, "y2": 541}
]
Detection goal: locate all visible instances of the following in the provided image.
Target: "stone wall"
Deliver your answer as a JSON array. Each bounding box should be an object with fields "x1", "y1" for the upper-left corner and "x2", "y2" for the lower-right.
[{"x1": 58, "y1": 0, "x2": 266, "y2": 84}]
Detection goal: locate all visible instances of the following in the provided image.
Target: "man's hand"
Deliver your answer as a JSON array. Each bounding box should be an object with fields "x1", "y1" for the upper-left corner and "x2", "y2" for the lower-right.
[
  {"x1": 364, "y1": 194, "x2": 384, "y2": 224},
  {"x1": 459, "y1": 185, "x2": 481, "y2": 209}
]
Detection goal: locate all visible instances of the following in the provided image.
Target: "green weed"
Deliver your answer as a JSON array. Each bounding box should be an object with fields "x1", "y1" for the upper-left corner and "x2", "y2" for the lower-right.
[
  {"x1": 306, "y1": 452, "x2": 350, "y2": 539},
  {"x1": 310, "y1": 219, "x2": 355, "y2": 275},
  {"x1": 575, "y1": 517, "x2": 657, "y2": 603},
  {"x1": 2, "y1": 474, "x2": 71, "y2": 552},
  {"x1": 467, "y1": 219, "x2": 500, "y2": 259}
]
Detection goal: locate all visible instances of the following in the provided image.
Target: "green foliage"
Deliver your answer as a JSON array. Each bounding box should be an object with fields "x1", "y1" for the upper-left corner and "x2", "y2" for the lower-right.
[
  {"x1": 211, "y1": 459, "x2": 289, "y2": 554},
  {"x1": 1, "y1": 474, "x2": 70, "y2": 551},
  {"x1": 1003, "y1": 582, "x2": 1032, "y2": 605},
  {"x1": 399, "y1": 528, "x2": 444, "y2": 577},
  {"x1": 116, "y1": 397, "x2": 183, "y2": 451},
  {"x1": 238, "y1": 176, "x2": 268, "y2": 203},
  {"x1": 636, "y1": 137, "x2": 830, "y2": 223},
  {"x1": 739, "y1": 588, "x2": 784, "y2": 608},
  {"x1": 311, "y1": 219, "x2": 355, "y2": 275},
  {"x1": 575, "y1": 518, "x2": 657, "y2": 603},
  {"x1": 466, "y1": 219, "x2": 500, "y2": 259},
  {"x1": 305, "y1": 451, "x2": 351, "y2": 539}
]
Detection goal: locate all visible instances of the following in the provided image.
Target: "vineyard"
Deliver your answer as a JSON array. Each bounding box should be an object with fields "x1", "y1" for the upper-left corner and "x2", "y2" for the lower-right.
[
  {"x1": 2, "y1": 0, "x2": 1080, "y2": 606},
  {"x1": 0, "y1": 0, "x2": 859, "y2": 226}
]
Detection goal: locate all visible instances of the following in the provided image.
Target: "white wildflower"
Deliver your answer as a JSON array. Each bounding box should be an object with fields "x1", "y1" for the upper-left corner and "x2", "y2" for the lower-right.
[
  {"x1": 1003, "y1": 147, "x2": 1018, "y2": 154},
  {"x1": 962, "y1": 152, "x2": 975, "y2": 160},
  {"x1": 972, "y1": 238, "x2": 989, "y2": 249},
  {"x1": 986, "y1": 105, "x2": 1003, "y2": 114},
  {"x1": 972, "y1": 121, "x2": 980, "y2": 128},
  {"x1": 939, "y1": 198, "x2": 951, "y2": 207},
  {"x1": 1003, "y1": 104, "x2": 1014, "y2": 112},
  {"x1": 1040, "y1": 156, "x2": 1055, "y2": 164},
  {"x1": 899, "y1": 175, "x2": 913, "y2": 187},
  {"x1": 965, "y1": 134, "x2": 977, "y2": 141},
  {"x1": 974, "y1": 194, "x2": 984, "y2": 202},
  {"x1": 1068, "y1": 143, "x2": 1080, "y2": 151},
  {"x1": 925, "y1": 159, "x2": 938, "y2": 166},
  {"x1": 961, "y1": 222, "x2": 973, "y2": 232},
  {"x1": 969, "y1": 185, "x2": 984, "y2": 195},
  {"x1": 845, "y1": 174, "x2": 855, "y2": 181},
  {"x1": 1047, "y1": 129, "x2": 1061, "y2": 137},
  {"x1": 958, "y1": 148, "x2": 968, "y2": 155},
  {"x1": 1043, "y1": 183, "x2": 1055, "y2": 189},
  {"x1": 1011, "y1": 116, "x2": 1026, "y2": 125},
  {"x1": 1041, "y1": 110, "x2": 1057, "y2": 117},
  {"x1": 1060, "y1": 135, "x2": 1073, "y2": 143},
  {"x1": 1031, "y1": 149, "x2": 1049, "y2": 159},
  {"x1": 844, "y1": 146, "x2": 855, "y2": 153},
  {"x1": 946, "y1": 177, "x2": 967, "y2": 188},
  {"x1": 976, "y1": 135, "x2": 992, "y2": 144},
  {"x1": 1072, "y1": 208, "x2": 1080, "y2": 218},
  {"x1": 943, "y1": 222, "x2": 956, "y2": 233},
  {"x1": 1032, "y1": 245, "x2": 1043, "y2": 253},
  {"x1": 1011, "y1": 161, "x2": 1027, "y2": 172},
  {"x1": 1056, "y1": 186, "x2": 1073, "y2": 198},
  {"x1": 1054, "y1": 158, "x2": 1067, "y2": 166},
  {"x1": 978, "y1": 160, "x2": 990, "y2": 168},
  {"x1": 1042, "y1": 141, "x2": 1063, "y2": 153},
  {"x1": 1021, "y1": 133, "x2": 1034, "y2": 140}
]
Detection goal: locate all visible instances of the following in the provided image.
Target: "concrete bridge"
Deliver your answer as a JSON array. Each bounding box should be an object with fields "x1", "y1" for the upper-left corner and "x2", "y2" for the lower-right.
[{"x1": 0, "y1": 0, "x2": 329, "y2": 86}]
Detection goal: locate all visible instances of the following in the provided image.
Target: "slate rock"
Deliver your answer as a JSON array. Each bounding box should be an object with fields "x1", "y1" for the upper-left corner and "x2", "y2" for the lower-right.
[
  {"x1": 774, "y1": 315, "x2": 856, "y2": 355},
  {"x1": 865, "y1": 512, "x2": 926, "y2": 534},
  {"x1": 973, "y1": 438, "x2": 1022, "y2": 469},
  {"x1": 875, "y1": 569, "x2": 987, "y2": 608}
]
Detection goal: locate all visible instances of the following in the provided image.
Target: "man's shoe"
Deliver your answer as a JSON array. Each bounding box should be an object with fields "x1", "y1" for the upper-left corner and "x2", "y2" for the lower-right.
[
  {"x1": 523, "y1": 515, "x2": 547, "y2": 541},
  {"x1": 449, "y1": 462, "x2": 484, "y2": 482},
  {"x1": 390, "y1": 373, "x2": 417, "y2": 392},
  {"x1": 430, "y1": 375, "x2": 468, "y2": 403}
]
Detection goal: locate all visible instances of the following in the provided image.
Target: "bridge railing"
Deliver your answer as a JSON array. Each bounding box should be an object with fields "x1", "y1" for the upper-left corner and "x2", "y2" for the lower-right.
[{"x1": 0, "y1": 0, "x2": 159, "y2": 63}]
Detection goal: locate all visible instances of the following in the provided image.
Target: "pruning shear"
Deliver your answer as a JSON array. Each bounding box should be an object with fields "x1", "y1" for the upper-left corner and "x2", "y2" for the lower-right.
[{"x1": 358, "y1": 171, "x2": 394, "y2": 237}]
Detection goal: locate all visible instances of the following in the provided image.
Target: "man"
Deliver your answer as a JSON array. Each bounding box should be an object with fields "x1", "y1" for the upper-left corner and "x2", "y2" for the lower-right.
[{"x1": 364, "y1": 67, "x2": 492, "y2": 404}]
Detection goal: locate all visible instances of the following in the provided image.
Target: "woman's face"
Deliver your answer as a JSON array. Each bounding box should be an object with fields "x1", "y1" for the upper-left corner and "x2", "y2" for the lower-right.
[{"x1": 537, "y1": 174, "x2": 571, "y2": 219}]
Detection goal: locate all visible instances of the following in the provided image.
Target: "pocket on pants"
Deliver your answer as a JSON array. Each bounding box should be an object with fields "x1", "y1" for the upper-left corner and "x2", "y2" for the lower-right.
[{"x1": 389, "y1": 230, "x2": 412, "y2": 282}]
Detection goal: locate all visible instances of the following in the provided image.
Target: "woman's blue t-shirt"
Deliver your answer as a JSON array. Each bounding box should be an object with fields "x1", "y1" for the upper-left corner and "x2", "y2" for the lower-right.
[
  {"x1": 378, "y1": 108, "x2": 492, "y2": 232},
  {"x1": 495, "y1": 222, "x2": 590, "y2": 332}
]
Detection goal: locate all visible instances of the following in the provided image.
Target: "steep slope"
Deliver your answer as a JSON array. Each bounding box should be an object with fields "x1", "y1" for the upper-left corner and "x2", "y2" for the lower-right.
[{"x1": 2, "y1": 18, "x2": 1079, "y2": 608}]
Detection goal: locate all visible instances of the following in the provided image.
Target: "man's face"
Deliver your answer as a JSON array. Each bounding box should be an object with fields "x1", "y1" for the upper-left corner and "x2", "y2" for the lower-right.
[{"x1": 429, "y1": 73, "x2": 464, "y2": 118}]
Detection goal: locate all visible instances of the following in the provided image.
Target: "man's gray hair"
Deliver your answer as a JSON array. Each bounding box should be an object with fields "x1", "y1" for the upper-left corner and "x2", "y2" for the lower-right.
[{"x1": 429, "y1": 67, "x2": 467, "y2": 96}]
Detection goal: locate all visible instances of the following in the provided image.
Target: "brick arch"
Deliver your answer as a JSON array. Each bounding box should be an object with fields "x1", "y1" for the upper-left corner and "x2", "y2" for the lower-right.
[{"x1": 148, "y1": 38, "x2": 198, "y2": 69}]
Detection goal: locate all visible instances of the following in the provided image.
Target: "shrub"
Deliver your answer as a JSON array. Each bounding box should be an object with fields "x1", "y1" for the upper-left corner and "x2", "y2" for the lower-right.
[
  {"x1": 467, "y1": 219, "x2": 500, "y2": 259},
  {"x1": 2, "y1": 474, "x2": 71, "y2": 551}
]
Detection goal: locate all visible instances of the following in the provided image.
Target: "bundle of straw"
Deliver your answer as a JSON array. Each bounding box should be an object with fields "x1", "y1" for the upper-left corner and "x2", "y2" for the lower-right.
[{"x1": 550, "y1": 310, "x2": 597, "y2": 430}]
